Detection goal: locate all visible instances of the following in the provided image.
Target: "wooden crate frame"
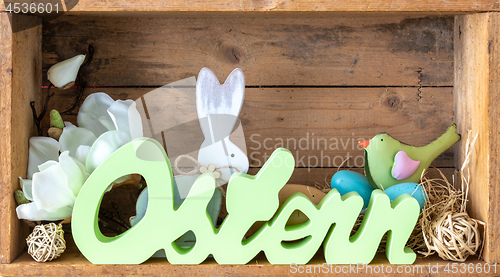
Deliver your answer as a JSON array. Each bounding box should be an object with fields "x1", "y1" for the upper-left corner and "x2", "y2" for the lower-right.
[{"x1": 0, "y1": 1, "x2": 499, "y2": 276}]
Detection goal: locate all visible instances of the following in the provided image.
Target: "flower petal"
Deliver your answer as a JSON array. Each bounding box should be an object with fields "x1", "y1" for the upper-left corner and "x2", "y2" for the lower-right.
[
  {"x1": 47, "y1": 55, "x2": 85, "y2": 88},
  {"x1": 75, "y1": 145, "x2": 91, "y2": 165},
  {"x1": 38, "y1": 160, "x2": 58, "y2": 172},
  {"x1": 32, "y1": 162, "x2": 76, "y2": 212},
  {"x1": 27, "y1": 137, "x2": 60, "y2": 179},
  {"x1": 19, "y1": 178, "x2": 33, "y2": 201},
  {"x1": 77, "y1": 92, "x2": 115, "y2": 137},
  {"x1": 99, "y1": 116, "x2": 116, "y2": 132},
  {"x1": 73, "y1": 151, "x2": 89, "y2": 179},
  {"x1": 16, "y1": 202, "x2": 72, "y2": 221},
  {"x1": 59, "y1": 125, "x2": 97, "y2": 158},
  {"x1": 107, "y1": 100, "x2": 144, "y2": 139},
  {"x1": 85, "y1": 130, "x2": 131, "y2": 174},
  {"x1": 58, "y1": 151, "x2": 86, "y2": 197},
  {"x1": 64, "y1": 121, "x2": 75, "y2": 127}
]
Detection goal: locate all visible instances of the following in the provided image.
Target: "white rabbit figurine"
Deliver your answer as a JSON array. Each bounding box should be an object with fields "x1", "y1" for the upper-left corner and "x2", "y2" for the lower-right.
[
  {"x1": 196, "y1": 67, "x2": 249, "y2": 180},
  {"x1": 130, "y1": 68, "x2": 249, "y2": 250}
]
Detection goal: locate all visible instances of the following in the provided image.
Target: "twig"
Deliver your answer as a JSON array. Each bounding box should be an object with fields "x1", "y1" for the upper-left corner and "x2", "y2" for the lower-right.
[
  {"x1": 30, "y1": 44, "x2": 94, "y2": 132},
  {"x1": 98, "y1": 219, "x2": 123, "y2": 235},
  {"x1": 29, "y1": 102, "x2": 40, "y2": 135},
  {"x1": 112, "y1": 202, "x2": 130, "y2": 229},
  {"x1": 99, "y1": 208, "x2": 130, "y2": 231},
  {"x1": 30, "y1": 86, "x2": 54, "y2": 136}
]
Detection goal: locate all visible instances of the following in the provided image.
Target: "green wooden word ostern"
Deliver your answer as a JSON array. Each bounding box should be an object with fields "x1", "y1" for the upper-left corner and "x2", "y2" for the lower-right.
[{"x1": 72, "y1": 138, "x2": 420, "y2": 265}]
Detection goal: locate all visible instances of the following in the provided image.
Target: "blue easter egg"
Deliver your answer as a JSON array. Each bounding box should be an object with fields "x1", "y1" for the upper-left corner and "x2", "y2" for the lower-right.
[
  {"x1": 331, "y1": 170, "x2": 374, "y2": 209},
  {"x1": 384, "y1": 182, "x2": 427, "y2": 210}
]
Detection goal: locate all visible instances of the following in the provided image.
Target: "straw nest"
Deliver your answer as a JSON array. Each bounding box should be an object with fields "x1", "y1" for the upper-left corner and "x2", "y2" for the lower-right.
[{"x1": 417, "y1": 133, "x2": 485, "y2": 261}]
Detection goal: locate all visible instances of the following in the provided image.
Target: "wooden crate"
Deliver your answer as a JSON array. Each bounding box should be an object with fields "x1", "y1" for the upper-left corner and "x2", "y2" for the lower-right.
[{"x1": 1, "y1": 1, "x2": 499, "y2": 276}]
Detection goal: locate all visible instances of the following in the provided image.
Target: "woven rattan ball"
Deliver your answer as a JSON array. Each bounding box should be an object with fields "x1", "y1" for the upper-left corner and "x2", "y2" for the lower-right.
[
  {"x1": 26, "y1": 223, "x2": 66, "y2": 262},
  {"x1": 425, "y1": 211, "x2": 481, "y2": 262}
]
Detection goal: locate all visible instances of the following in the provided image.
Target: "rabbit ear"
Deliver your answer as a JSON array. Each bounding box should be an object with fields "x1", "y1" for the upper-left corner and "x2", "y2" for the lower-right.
[
  {"x1": 196, "y1": 67, "x2": 245, "y2": 119},
  {"x1": 223, "y1": 68, "x2": 245, "y2": 116}
]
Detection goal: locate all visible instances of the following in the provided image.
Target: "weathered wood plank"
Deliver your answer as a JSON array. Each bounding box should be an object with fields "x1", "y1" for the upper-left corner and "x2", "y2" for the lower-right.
[
  {"x1": 0, "y1": 13, "x2": 42, "y2": 263},
  {"x1": 0, "y1": 240, "x2": 492, "y2": 277},
  {"x1": 2, "y1": 0, "x2": 500, "y2": 13},
  {"x1": 42, "y1": 14, "x2": 453, "y2": 86},
  {"x1": 0, "y1": 12, "x2": 14, "y2": 265},
  {"x1": 248, "y1": 167, "x2": 455, "y2": 188},
  {"x1": 454, "y1": 12, "x2": 500, "y2": 263},
  {"x1": 47, "y1": 86, "x2": 455, "y2": 168},
  {"x1": 241, "y1": 87, "x2": 455, "y2": 168}
]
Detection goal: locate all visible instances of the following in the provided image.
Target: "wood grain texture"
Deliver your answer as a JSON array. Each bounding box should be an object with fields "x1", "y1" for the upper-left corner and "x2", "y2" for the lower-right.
[
  {"x1": 1, "y1": 8, "x2": 487, "y2": 273},
  {"x1": 46, "y1": 86, "x2": 456, "y2": 168},
  {"x1": 10, "y1": 14, "x2": 42, "y2": 265},
  {"x1": 247, "y1": 167, "x2": 455, "y2": 187},
  {"x1": 454, "y1": 12, "x2": 500, "y2": 263},
  {"x1": 42, "y1": 14, "x2": 454, "y2": 87},
  {"x1": 0, "y1": 13, "x2": 42, "y2": 263},
  {"x1": 2, "y1": 0, "x2": 500, "y2": 13},
  {"x1": 0, "y1": 12, "x2": 14, "y2": 264},
  {"x1": 0, "y1": 238, "x2": 494, "y2": 277}
]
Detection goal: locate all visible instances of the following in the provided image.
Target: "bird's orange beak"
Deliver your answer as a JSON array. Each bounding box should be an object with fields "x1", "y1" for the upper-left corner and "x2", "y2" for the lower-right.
[{"x1": 358, "y1": 140, "x2": 370, "y2": 149}]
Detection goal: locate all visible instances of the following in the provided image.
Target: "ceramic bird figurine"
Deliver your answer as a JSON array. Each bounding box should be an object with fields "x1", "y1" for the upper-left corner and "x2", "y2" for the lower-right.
[{"x1": 358, "y1": 124, "x2": 460, "y2": 190}]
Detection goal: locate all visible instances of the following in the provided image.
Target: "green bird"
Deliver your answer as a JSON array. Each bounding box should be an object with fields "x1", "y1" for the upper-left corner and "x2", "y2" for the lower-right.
[{"x1": 358, "y1": 124, "x2": 460, "y2": 190}]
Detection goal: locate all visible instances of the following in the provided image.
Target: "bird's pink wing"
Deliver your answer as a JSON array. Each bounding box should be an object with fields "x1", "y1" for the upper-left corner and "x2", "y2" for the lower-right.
[{"x1": 392, "y1": 151, "x2": 420, "y2": 180}]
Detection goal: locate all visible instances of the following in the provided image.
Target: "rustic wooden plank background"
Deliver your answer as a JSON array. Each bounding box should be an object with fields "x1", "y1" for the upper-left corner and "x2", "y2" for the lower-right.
[
  {"x1": 2, "y1": 0, "x2": 500, "y2": 13},
  {"x1": 40, "y1": 13, "x2": 458, "y2": 239},
  {"x1": 5, "y1": 7, "x2": 499, "y2": 276},
  {"x1": 0, "y1": 13, "x2": 42, "y2": 263},
  {"x1": 2, "y1": 238, "x2": 494, "y2": 277},
  {"x1": 48, "y1": 86, "x2": 455, "y2": 169},
  {"x1": 0, "y1": 12, "x2": 15, "y2": 265},
  {"x1": 42, "y1": 14, "x2": 454, "y2": 87},
  {"x1": 42, "y1": 14, "x2": 456, "y2": 170},
  {"x1": 454, "y1": 13, "x2": 500, "y2": 263},
  {"x1": 1, "y1": 244, "x2": 492, "y2": 277}
]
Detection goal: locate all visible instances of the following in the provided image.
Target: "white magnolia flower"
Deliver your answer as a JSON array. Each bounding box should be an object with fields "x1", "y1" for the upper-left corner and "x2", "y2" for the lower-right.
[
  {"x1": 17, "y1": 92, "x2": 144, "y2": 221},
  {"x1": 47, "y1": 55, "x2": 86, "y2": 89},
  {"x1": 16, "y1": 151, "x2": 88, "y2": 221},
  {"x1": 67, "y1": 92, "x2": 144, "y2": 175}
]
